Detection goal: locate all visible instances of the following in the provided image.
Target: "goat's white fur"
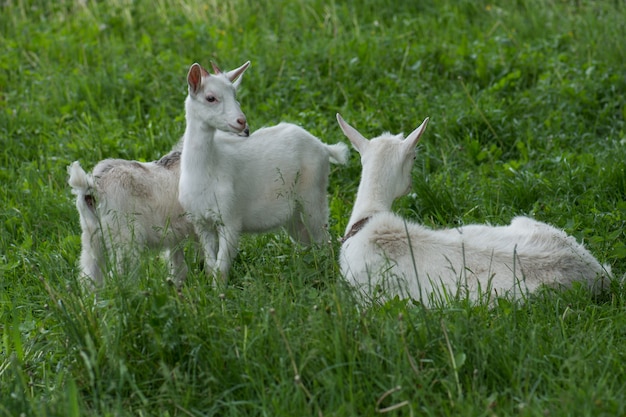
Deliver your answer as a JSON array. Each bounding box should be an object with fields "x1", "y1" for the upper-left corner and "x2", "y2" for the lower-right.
[
  {"x1": 68, "y1": 152, "x2": 191, "y2": 288},
  {"x1": 336, "y1": 113, "x2": 609, "y2": 306},
  {"x1": 67, "y1": 61, "x2": 251, "y2": 289},
  {"x1": 67, "y1": 131, "x2": 248, "y2": 289},
  {"x1": 179, "y1": 65, "x2": 349, "y2": 285}
]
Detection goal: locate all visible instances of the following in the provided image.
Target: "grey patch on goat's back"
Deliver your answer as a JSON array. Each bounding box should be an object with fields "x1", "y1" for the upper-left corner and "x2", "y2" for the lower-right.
[
  {"x1": 131, "y1": 161, "x2": 149, "y2": 171},
  {"x1": 155, "y1": 151, "x2": 181, "y2": 169},
  {"x1": 94, "y1": 158, "x2": 147, "y2": 177},
  {"x1": 93, "y1": 159, "x2": 121, "y2": 177},
  {"x1": 92, "y1": 159, "x2": 152, "y2": 198}
]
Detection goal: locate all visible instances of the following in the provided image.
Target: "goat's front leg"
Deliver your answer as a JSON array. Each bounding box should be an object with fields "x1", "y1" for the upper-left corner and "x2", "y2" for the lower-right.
[
  {"x1": 194, "y1": 220, "x2": 219, "y2": 276},
  {"x1": 215, "y1": 225, "x2": 240, "y2": 287}
]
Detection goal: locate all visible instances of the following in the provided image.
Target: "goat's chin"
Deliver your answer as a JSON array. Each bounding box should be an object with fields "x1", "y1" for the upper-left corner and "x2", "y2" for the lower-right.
[{"x1": 239, "y1": 125, "x2": 250, "y2": 137}]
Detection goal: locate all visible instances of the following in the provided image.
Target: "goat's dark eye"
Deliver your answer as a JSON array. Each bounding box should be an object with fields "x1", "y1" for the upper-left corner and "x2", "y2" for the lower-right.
[{"x1": 206, "y1": 96, "x2": 217, "y2": 103}]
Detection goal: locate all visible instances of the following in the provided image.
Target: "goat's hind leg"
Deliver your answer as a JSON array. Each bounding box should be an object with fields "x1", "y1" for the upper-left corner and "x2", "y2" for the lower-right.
[
  {"x1": 166, "y1": 246, "x2": 188, "y2": 287},
  {"x1": 288, "y1": 195, "x2": 330, "y2": 245},
  {"x1": 79, "y1": 229, "x2": 105, "y2": 290}
]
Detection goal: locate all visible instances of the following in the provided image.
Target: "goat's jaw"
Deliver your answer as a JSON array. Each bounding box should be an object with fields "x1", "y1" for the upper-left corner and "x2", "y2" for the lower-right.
[{"x1": 238, "y1": 125, "x2": 250, "y2": 137}]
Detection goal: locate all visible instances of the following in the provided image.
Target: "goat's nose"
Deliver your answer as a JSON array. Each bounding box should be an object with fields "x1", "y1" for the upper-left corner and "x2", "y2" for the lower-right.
[{"x1": 237, "y1": 117, "x2": 246, "y2": 127}]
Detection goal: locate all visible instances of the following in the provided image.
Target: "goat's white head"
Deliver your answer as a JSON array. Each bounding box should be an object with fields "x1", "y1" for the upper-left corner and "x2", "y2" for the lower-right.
[
  {"x1": 186, "y1": 61, "x2": 250, "y2": 134},
  {"x1": 336, "y1": 113, "x2": 429, "y2": 201}
]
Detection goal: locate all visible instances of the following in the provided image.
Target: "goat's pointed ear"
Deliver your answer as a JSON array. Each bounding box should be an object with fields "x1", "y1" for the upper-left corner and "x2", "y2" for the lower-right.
[
  {"x1": 226, "y1": 61, "x2": 251, "y2": 84},
  {"x1": 337, "y1": 113, "x2": 369, "y2": 154},
  {"x1": 232, "y1": 71, "x2": 245, "y2": 90},
  {"x1": 404, "y1": 117, "x2": 429, "y2": 149},
  {"x1": 187, "y1": 63, "x2": 208, "y2": 95}
]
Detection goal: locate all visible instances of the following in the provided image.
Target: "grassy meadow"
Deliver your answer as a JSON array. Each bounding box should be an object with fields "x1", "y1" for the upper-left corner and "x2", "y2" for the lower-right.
[{"x1": 2, "y1": 0, "x2": 626, "y2": 415}]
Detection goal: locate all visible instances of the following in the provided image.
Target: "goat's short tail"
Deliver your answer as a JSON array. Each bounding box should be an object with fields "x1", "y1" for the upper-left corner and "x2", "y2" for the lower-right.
[
  {"x1": 68, "y1": 161, "x2": 97, "y2": 215},
  {"x1": 327, "y1": 142, "x2": 350, "y2": 165},
  {"x1": 68, "y1": 161, "x2": 93, "y2": 194}
]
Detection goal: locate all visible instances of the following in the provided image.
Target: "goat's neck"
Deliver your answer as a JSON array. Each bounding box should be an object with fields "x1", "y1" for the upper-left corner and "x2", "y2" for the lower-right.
[
  {"x1": 346, "y1": 175, "x2": 394, "y2": 233},
  {"x1": 181, "y1": 112, "x2": 220, "y2": 168}
]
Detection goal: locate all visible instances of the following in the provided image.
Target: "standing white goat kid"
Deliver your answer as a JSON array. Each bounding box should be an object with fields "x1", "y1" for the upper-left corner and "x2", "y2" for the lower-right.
[
  {"x1": 336, "y1": 113, "x2": 608, "y2": 306},
  {"x1": 179, "y1": 65, "x2": 349, "y2": 285},
  {"x1": 67, "y1": 61, "x2": 250, "y2": 289},
  {"x1": 68, "y1": 151, "x2": 192, "y2": 288}
]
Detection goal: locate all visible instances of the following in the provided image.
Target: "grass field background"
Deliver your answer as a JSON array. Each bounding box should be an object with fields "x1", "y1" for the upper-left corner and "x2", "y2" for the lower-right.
[{"x1": 1, "y1": 0, "x2": 626, "y2": 415}]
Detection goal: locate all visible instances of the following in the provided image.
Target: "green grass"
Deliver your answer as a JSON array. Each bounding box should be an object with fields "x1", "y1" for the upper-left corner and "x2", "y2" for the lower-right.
[{"x1": 2, "y1": 0, "x2": 626, "y2": 415}]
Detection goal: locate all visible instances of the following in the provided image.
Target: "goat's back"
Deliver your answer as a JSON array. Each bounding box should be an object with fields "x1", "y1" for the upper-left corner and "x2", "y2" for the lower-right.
[
  {"x1": 341, "y1": 213, "x2": 608, "y2": 304},
  {"x1": 219, "y1": 123, "x2": 338, "y2": 162},
  {"x1": 94, "y1": 154, "x2": 179, "y2": 206},
  {"x1": 213, "y1": 123, "x2": 343, "y2": 233},
  {"x1": 91, "y1": 151, "x2": 192, "y2": 245}
]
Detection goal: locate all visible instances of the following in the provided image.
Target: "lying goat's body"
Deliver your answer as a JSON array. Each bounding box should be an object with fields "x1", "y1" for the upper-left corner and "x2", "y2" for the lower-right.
[
  {"x1": 342, "y1": 213, "x2": 607, "y2": 304},
  {"x1": 336, "y1": 114, "x2": 608, "y2": 306},
  {"x1": 180, "y1": 122, "x2": 348, "y2": 282}
]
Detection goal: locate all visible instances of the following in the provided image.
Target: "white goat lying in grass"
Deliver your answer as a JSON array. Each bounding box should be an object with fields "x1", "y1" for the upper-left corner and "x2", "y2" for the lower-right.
[
  {"x1": 336, "y1": 113, "x2": 609, "y2": 306},
  {"x1": 179, "y1": 63, "x2": 349, "y2": 285},
  {"x1": 67, "y1": 61, "x2": 250, "y2": 289}
]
